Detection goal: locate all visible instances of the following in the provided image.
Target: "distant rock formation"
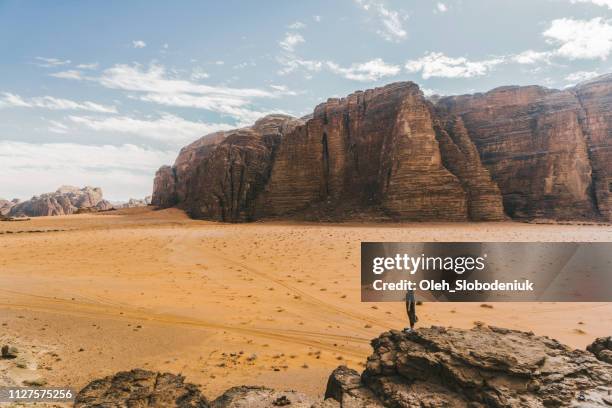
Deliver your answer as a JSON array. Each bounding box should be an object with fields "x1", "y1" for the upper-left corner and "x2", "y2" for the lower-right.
[
  {"x1": 0, "y1": 198, "x2": 19, "y2": 216},
  {"x1": 7, "y1": 186, "x2": 113, "y2": 217},
  {"x1": 114, "y1": 196, "x2": 153, "y2": 209},
  {"x1": 75, "y1": 326, "x2": 612, "y2": 407},
  {"x1": 153, "y1": 76, "x2": 612, "y2": 223}
]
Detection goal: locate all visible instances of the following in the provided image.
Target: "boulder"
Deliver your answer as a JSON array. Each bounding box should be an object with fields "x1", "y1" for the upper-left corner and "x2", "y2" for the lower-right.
[
  {"x1": 211, "y1": 386, "x2": 315, "y2": 407},
  {"x1": 323, "y1": 326, "x2": 612, "y2": 407},
  {"x1": 587, "y1": 336, "x2": 612, "y2": 364},
  {"x1": 74, "y1": 369, "x2": 210, "y2": 408}
]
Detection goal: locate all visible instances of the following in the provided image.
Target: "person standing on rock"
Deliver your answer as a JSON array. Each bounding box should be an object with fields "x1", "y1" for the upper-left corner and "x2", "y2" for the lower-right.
[{"x1": 405, "y1": 290, "x2": 418, "y2": 332}]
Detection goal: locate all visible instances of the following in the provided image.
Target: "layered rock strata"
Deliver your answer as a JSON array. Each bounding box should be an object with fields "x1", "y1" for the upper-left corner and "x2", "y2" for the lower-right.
[{"x1": 153, "y1": 76, "x2": 612, "y2": 222}]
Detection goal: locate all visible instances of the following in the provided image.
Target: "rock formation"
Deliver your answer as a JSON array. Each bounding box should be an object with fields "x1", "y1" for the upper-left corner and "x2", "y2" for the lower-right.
[
  {"x1": 75, "y1": 369, "x2": 209, "y2": 408},
  {"x1": 7, "y1": 186, "x2": 113, "y2": 217},
  {"x1": 153, "y1": 75, "x2": 612, "y2": 223},
  {"x1": 588, "y1": 336, "x2": 612, "y2": 364},
  {"x1": 76, "y1": 326, "x2": 612, "y2": 407},
  {"x1": 326, "y1": 326, "x2": 612, "y2": 407},
  {"x1": 212, "y1": 386, "x2": 315, "y2": 407},
  {"x1": 0, "y1": 198, "x2": 19, "y2": 216},
  {"x1": 115, "y1": 196, "x2": 153, "y2": 209}
]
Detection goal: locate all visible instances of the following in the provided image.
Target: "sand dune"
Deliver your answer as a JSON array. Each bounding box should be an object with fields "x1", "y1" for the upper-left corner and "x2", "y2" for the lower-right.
[{"x1": 0, "y1": 207, "x2": 611, "y2": 398}]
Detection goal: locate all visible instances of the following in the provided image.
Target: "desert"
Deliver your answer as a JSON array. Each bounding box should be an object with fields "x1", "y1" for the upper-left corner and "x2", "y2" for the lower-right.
[{"x1": 1, "y1": 207, "x2": 610, "y2": 403}]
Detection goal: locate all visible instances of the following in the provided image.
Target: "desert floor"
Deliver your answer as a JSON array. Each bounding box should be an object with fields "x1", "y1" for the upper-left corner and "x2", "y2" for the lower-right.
[{"x1": 0, "y1": 207, "x2": 611, "y2": 399}]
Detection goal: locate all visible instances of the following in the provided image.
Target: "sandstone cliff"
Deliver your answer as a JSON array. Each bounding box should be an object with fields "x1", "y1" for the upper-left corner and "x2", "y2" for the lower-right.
[
  {"x1": 75, "y1": 326, "x2": 612, "y2": 407},
  {"x1": 7, "y1": 186, "x2": 113, "y2": 217},
  {"x1": 153, "y1": 76, "x2": 612, "y2": 222}
]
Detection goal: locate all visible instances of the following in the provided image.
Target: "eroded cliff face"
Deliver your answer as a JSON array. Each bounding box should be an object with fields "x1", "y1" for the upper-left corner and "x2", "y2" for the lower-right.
[
  {"x1": 152, "y1": 77, "x2": 612, "y2": 222},
  {"x1": 152, "y1": 115, "x2": 303, "y2": 221},
  {"x1": 573, "y1": 74, "x2": 612, "y2": 221},
  {"x1": 438, "y1": 85, "x2": 600, "y2": 220},
  {"x1": 184, "y1": 115, "x2": 304, "y2": 221}
]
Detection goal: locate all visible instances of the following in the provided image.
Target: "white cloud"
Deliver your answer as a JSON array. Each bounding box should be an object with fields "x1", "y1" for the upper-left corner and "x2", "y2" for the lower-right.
[
  {"x1": 288, "y1": 21, "x2": 306, "y2": 29},
  {"x1": 94, "y1": 64, "x2": 272, "y2": 97},
  {"x1": 50, "y1": 70, "x2": 85, "y2": 80},
  {"x1": 50, "y1": 63, "x2": 289, "y2": 126},
  {"x1": 279, "y1": 32, "x2": 305, "y2": 52},
  {"x1": 76, "y1": 63, "x2": 99, "y2": 70},
  {"x1": 89, "y1": 63, "x2": 280, "y2": 124},
  {"x1": 190, "y1": 68, "x2": 210, "y2": 80},
  {"x1": 47, "y1": 120, "x2": 70, "y2": 134},
  {"x1": 405, "y1": 52, "x2": 504, "y2": 79},
  {"x1": 35, "y1": 57, "x2": 71, "y2": 68},
  {"x1": 326, "y1": 58, "x2": 401, "y2": 81},
  {"x1": 512, "y1": 49, "x2": 552, "y2": 64},
  {"x1": 277, "y1": 56, "x2": 324, "y2": 75},
  {"x1": 436, "y1": 2, "x2": 448, "y2": 12},
  {"x1": 543, "y1": 17, "x2": 612, "y2": 60},
  {"x1": 421, "y1": 88, "x2": 440, "y2": 97},
  {"x1": 313, "y1": 15, "x2": 321, "y2": 22},
  {"x1": 565, "y1": 70, "x2": 600, "y2": 82},
  {"x1": 0, "y1": 92, "x2": 117, "y2": 113},
  {"x1": 355, "y1": 0, "x2": 407, "y2": 42},
  {"x1": 0, "y1": 141, "x2": 176, "y2": 201},
  {"x1": 233, "y1": 61, "x2": 256, "y2": 69},
  {"x1": 132, "y1": 40, "x2": 147, "y2": 48},
  {"x1": 570, "y1": 0, "x2": 612, "y2": 8},
  {"x1": 135, "y1": 94, "x2": 282, "y2": 125},
  {"x1": 69, "y1": 113, "x2": 234, "y2": 144}
]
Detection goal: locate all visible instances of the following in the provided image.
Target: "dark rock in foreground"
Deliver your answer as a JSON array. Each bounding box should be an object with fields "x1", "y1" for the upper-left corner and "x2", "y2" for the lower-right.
[
  {"x1": 343, "y1": 326, "x2": 612, "y2": 407},
  {"x1": 75, "y1": 369, "x2": 209, "y2": 407},
  {"x1": 75, "y1": 326, "x2": 612, "y2": 407},
  {"x1": 588, "y1": 336, "x2": 612, "y2": 364},
  {"x1": 211, "y1": 386, "x2": 315, "y2": 407}
]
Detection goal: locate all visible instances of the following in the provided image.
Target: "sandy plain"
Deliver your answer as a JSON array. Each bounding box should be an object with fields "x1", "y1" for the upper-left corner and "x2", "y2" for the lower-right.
[{"x1": 0, "y1": 207, "x2": 611, "y2": 400}]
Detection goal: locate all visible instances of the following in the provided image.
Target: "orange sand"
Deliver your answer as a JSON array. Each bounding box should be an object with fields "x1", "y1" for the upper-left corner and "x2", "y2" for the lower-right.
[{"x1": 0, "y1": 207, "x2": 610, "y2": 398}]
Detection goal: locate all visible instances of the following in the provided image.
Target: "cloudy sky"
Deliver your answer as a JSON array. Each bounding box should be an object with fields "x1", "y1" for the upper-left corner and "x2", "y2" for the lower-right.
[{"x1": 1, "y1": 0, "x2": 611, "y2": 201}]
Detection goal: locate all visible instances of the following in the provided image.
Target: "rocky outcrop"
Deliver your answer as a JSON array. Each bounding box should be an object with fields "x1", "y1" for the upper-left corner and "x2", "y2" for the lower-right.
[
  {"x1": 7, "y1": 186, "x2": 113, "y2": 217},
  {"x1": 588, "y1": 336, "x2": 612, "y2": 364},
  {"x1": 152, "y1": 76, "x2": 612, "y2": 222},
  {"x1": 325, "y1": 326, "x2": 612, "y2": 407},
  {"x1": 115, "y1": 196, "x2": 153, "y2": 209},
  {"x1": 75, "y1": 369, "x2": 209, "y2": 408},
  {"x1": 0, "y1": 198, "x2": 19, "y2": 216},
  {"x1": 76, "y1": 327, "x2": 612, "y2": 407},
  {"x1": 212, "y1": 386, "x2": 315, "y2": 407}
]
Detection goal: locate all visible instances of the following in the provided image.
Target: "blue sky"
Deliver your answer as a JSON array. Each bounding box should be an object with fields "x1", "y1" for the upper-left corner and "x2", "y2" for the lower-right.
[{"x1": 1, "y1": 0, "x2": 611, "y2": 201}]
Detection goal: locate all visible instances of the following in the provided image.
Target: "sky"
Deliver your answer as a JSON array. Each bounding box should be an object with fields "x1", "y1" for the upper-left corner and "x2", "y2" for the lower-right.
[{"x1": 1, "y1": 0, "x2": 611, "y2": 201}]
